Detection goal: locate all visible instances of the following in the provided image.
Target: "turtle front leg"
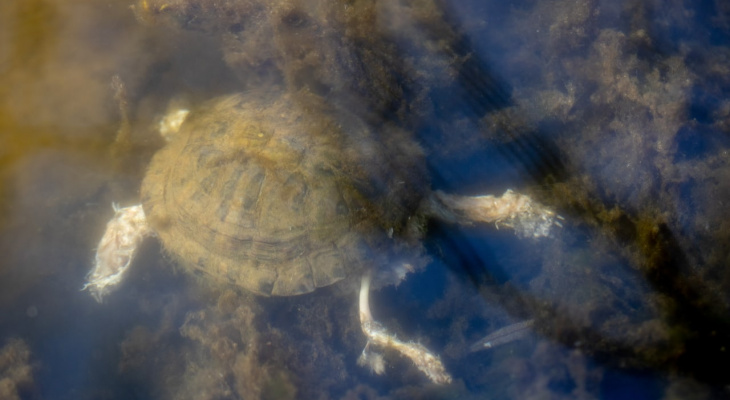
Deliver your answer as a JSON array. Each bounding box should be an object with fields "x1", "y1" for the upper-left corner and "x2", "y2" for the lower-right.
[
  {"x1": 358, "y1": 272, "x2": 452, "y2": 384},
  {"x1": 82, "y1": 204, "x2": 151, "y2": 302}
]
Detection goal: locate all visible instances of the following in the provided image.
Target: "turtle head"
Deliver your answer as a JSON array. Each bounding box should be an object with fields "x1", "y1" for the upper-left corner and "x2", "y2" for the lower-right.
[{"x1": 158, "y1": 106, "x2": 190, "y2": 142}]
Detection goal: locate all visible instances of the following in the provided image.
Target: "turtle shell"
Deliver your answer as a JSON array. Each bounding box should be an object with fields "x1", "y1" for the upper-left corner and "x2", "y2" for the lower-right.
[{"x1": 141, "y1": 91, "x2": 428, "y2": 296}]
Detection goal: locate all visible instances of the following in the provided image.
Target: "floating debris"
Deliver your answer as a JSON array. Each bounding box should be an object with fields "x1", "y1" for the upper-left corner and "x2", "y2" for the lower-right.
[{"x1": 470, "y1": 319, "x2": 535, "y2": 352}]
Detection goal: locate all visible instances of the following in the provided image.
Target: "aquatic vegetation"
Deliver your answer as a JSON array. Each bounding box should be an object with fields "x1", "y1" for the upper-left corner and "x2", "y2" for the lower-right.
[{"x1": 0, "y1": 339, "x2": 34, "y2": 400}]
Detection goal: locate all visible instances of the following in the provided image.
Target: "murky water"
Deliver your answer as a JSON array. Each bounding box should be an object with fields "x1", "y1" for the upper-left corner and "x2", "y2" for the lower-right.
[{"x1": 2, "y1": 0, "x2": 730, "y2": 399}]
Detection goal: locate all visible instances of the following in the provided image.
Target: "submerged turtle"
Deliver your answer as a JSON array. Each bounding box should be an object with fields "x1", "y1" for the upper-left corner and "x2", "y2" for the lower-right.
[{"x1": 84, "y1": 89, "x2": 558, "y2": 384}]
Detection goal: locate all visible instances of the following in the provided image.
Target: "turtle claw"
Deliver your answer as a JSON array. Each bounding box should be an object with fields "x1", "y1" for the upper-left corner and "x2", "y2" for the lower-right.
[
  {"x1": 83, "y1": 204, "x2": 151, "y2": 302},
  {"x1": 357, "y1": 342, "x2": 386, "y2": 375}
]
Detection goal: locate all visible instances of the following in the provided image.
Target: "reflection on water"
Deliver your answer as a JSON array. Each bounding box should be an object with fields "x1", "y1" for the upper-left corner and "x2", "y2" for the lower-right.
[{"x1": 1, "y1": 0, "x2": 730, "y2": 399}]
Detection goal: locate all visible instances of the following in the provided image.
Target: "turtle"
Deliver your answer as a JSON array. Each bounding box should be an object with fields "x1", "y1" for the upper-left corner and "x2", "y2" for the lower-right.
[{"x1": 83, "y1": 89, "x2": 558, "y2": 384}]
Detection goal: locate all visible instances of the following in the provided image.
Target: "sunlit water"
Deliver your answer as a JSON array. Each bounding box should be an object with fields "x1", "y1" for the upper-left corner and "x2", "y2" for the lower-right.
[{"x1": 1, "y1": 0, "x2": 730, "y2": 399}]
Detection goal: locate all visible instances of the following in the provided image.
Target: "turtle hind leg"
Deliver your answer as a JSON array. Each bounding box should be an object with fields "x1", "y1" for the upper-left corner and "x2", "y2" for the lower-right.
[
  {"x1": 358, "y1": 272, "x2": 452, "y2": 384},
  {"x1": 83, "y1": 204, "x2": 151, "y2": 302},
  {"x1": 427, "y1": 189, "x2": 561, "y2": 238}
]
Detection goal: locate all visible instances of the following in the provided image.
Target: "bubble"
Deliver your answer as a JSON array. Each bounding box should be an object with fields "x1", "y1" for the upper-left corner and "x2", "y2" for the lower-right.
[{"x1": 26, "y1": 306, "x2": 38, "y2": 318}]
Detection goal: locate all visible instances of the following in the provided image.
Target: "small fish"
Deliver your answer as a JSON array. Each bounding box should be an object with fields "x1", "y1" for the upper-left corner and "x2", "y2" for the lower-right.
[{"x1": 469, "y1": 319, "x2": 535, "y2": 352}]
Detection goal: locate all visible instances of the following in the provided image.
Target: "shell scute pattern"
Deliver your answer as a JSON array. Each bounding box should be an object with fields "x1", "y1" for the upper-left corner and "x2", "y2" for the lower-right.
[{"x1": 141, "y1": 92, "x2": 394, "y2": 296}]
